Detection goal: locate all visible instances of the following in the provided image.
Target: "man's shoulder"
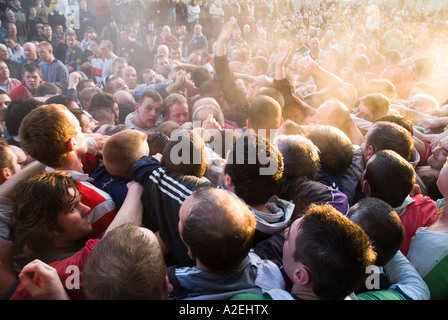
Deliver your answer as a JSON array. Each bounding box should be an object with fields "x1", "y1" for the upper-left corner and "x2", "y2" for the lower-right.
[{"x1": 410, "y1": 193, "x2": 437, "y2": 208}]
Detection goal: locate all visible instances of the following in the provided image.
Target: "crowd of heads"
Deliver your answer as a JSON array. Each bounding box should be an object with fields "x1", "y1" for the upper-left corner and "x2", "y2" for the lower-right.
[{"x1": 0, "y1": 0, "x2": 447, "y2": 302}]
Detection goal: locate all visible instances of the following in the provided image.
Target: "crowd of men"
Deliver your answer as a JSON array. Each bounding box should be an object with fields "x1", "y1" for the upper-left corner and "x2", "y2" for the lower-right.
[{"x1": 0, "y1": 0, "x2": 447, "y2": 302}]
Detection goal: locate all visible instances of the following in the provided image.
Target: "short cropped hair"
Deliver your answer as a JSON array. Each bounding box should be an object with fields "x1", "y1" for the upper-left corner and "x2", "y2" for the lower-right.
[
  {"x1": 162, "y1": 129, "x2": 207, "y2": 177},
  {"x1": 102, "y1": 129, "x2": 149, "y2": 179},
  {"x1": 348, "y1": 197, "x2": 405, "y2": 266},
  {"x1": 83, "y1": 223, "x2": 166, "y2": 300},
  {"x1": 181, "y1": 187, "x2": 256, "y2": 272},
  {"x1": 364, "y1": 149, "x2": 416, "y2": 208},
  {"x1": 248, "y1": 95, "x2": 282, "y2": 138},
  {"x1": 224, "y1": 133, "x2": 283, "y2": 206},
  {"x1": 162, "y1": 93, "x2": 188, "y2": 118},
  {"x1": 138, "y1": 89, "x2": 163, "y2": 104},
  {"x1": 294, "y1": 204, "x2": 376, "y2": 300},
  {"x1": 19, "y1": 104, "x2": 79, "y2": 168},
  {"x1": 306, "y1": 124, "x2": 354, "y2": 177},
  {"x1": 366, "y1": 121, "x2": 414, "y2": 162},
  {"x1": 275, "y1": 134, "x2": 320, "y2": 180},
  {"x1": 360, "y1": 93, "x2": 391, "y2": 121}
]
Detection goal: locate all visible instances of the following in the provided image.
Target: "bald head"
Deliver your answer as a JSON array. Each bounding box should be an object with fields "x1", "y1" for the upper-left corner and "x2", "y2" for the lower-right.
[
  {"x1": 114, "y1": 89, "x2": 135, "y2": 105},
  {"x1": 23, "y1": 42, "x2": 38, "y2": 61},
  {"x1": 192, "y1": 97, "x2": 220, "y2": 115}
]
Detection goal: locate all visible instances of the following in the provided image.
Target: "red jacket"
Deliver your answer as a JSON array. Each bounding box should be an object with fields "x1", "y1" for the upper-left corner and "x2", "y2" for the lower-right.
[
  {"x1": 400, "y1": 194, "x2": 438, "y2": 255},
  {"x1": 10, "y1": 239, "x2": 99, "y2": 300},
  {"x1": 8, "y1": 81, "x2": 44, "y2": 100}
]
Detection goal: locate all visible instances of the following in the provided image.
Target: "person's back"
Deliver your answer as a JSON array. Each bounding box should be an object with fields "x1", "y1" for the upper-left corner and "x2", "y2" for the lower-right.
[
  {"x1": 168, "y1": 187, "x2": 285, "y2": 300},
  {"x1": 363, "y1": 149, "x2": 438, "y2": 255},
  {"x1": 131, "y1": 129, "x2": 213, "y2": 267}
]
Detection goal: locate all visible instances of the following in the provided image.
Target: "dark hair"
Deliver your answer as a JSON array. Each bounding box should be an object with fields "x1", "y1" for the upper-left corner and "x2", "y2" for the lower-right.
[
  {"x1": 306, "y1": 124, "x2": 354, "y2": 177},
  {"x1": 374, "y1": 114, "x2": 413, "y2": 135},
  {"x1": 224, "y1": 133, "x2": 283, "y2": 206},
  {"x1": 35, "y1": 83, "x2": 62, "y2": 97},
  {"x1": 147, "y1": 132, "x2": 169, "y2": 156},
  {"x1": 191, "y1": 66, "x2": 211, "y2": 89},
  {"x1": 138, "y1": 89, "x2": 163, "y2": 104},
  {"x1": 162, "y1": 129, "x2": 207, "y2": 177},
  {"x1": 295, "y1": 204, "x2": 376, "y2": 300},
  {"x1": 11, "y1": 171, "x2": 80, "y2": 253},
  {"x1": 22, "y1": 61, "x2": 41, "y2": 75},
  {"x1": 366, "y1": 121, "x2": 414, "y2": 162},
  {"x1": 364, "y1": 149, "x2": 415, "y2": 207},
  {"x1": 348, "y1": 198, "x2": 405, "y2": 266},
  {"x1": 4, "y1": 98, "x2": 43, "y2": 136},
  {"x1": 45, "y1": 95, "x2": 76, "y2": 108}
]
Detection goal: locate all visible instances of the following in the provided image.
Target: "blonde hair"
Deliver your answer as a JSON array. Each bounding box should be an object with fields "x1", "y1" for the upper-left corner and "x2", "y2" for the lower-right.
[{"x1": 102, "y1": 129, "x2": 149, "y2": 179}]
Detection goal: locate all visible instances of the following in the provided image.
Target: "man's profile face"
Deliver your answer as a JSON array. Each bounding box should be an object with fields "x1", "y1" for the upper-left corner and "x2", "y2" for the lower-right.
[
  {"x1": 282, "y1": 218, "x2": 302, "y2": 283},
  {"x1": 355, "y1": 102, "x2": 375, "y2": 122}
]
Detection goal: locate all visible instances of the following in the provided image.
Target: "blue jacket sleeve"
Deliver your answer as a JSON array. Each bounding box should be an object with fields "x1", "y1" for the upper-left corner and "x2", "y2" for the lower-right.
[
  {"x1": 130, "y1": 156, "x2": 164, "y2": 185},
  {"x1": 90, "y1": 165, "x2": 129, "y2": 211}
]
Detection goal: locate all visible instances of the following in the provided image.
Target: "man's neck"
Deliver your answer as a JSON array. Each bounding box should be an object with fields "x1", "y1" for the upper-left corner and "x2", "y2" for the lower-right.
[
  {"x1": 290, "y1": 284, "x2": 319, "y2": 300},
  {"x1": 0, "y1": 77, "x2": 8, "y2": 85},
  {"x1": 130, "y1": 115, "x2": 152, "y2": 131},
  {"x1": 428, "y1": 207, "x2": 448, "y2": 233},
  {"x1": 25, "y1": 85, "x2": 37, "y2": 95},
  {"x1": 56, "y1": 151, "x2": 85, "y2": 173},
  {"x1": 251, "y1": 203, "x2": 270, "y2": 213}
]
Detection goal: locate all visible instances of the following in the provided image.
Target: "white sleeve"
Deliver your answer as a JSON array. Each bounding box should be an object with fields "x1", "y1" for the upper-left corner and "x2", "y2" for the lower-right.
[{"x1": 384, "y1": 250, "x2": 430, "y2": 300}]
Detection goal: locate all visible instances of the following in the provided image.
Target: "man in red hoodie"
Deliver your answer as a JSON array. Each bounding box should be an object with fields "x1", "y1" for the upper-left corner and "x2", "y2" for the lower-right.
[{"x1": 8, "y1": 62, "x2": 43, "y2": 100}]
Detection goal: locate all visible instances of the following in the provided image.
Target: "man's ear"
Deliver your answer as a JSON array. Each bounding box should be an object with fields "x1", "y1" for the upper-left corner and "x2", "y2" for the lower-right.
[
  {"x1": 365, "y1": 145, "x2": 375, "y2": 162},
  {"x1": 0, "y1": 167, "x2": 11, "y2": 181},
  {"x1": 221, "y1": 171, "x2": 235, "y2": 192},
  {"x1": 161, "y1": 275, "x2": 173, "y2": 300},
  {"x1": 246, "y1": 118, "x2": 252, "y2": 129},
  {"x1": 66, "y1": 137, "x2": 77, "y2": 152},
  {"x1": 186, "y1": 245, "x2": 196, "y2": 261},
  {"x1": 362, "y1": 179, "x2": 371, "y2": 197},
  {"x1": 293, "y1": 263, "x2": 311, "y2": 286}
]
